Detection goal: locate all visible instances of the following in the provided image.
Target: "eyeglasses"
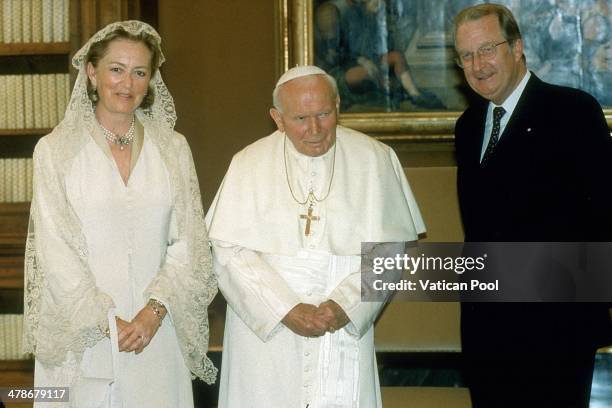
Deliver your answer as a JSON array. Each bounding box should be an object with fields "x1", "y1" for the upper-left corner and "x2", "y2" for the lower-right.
[{"x1": 455, "y1": 40, "x2": 509, "y2": 68}]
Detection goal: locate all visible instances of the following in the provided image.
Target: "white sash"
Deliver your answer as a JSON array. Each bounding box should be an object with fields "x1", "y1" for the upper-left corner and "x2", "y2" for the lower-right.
[{"x1": 264, "y1": 250, "x2": 360, "y2": 407}]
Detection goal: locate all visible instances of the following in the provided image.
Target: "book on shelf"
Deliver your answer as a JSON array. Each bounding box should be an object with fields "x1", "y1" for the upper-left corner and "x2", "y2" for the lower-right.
[
  {"x1": 21, "y1": 0, "x2": 33, "y2": 43},
  {"x1": 0, "y1": 76, "x2": 6, "y2": 129},
  {"x1": 1, "y1": 0, "x2": 70, "y2": 44},
  {"x1": 41, "y1": 0, "x2": 53, "y2": 43},
  {"x1": 24, "y1": 73, "x2": 35, "y2": 128},
  {"x1": 0, "y1": 315, "x2": 27, "y2": 361},
  {"x1": 64, "y1": 73, "x2": 70, "y2": 116},
  {"x1": 6, "y1": 75, "x2": 17, "y2": 130},
  {"x1": 55, "y1": 72, "x2": 67, "y2": 122},
  {"x1": 15, "y1": 75, "x2": 25, "y2": 129},
  {"x1": 0, "y1": 158, "x2": 34, "y2": 203},
  {"x1": 2, "y1": 0, "x2": 12, "y2": 44},
  {"x1": 1, "y1": 74, "x2": 70, "y2": 130},
  {"x1": 11, "y1": 0, "x2": 22, "y2": 43},
  {"x1": 26, "y1": 154, "x2": 33, "y2": 200},
  {"x1": 39, "y1": 73, "x2": 50, "y2": 128},
  {"x1": 62, "y1": 0, "x2": 68, "y2": 42},
  {"x1": 31, "y1": 0, "x2": 43, "y2": 42},
  {"x1": 32, "y1": 74, "x2": 43, "y2": 128},
  {"x1": 52, "y1": 0, "x2": 63, "y2": 42},
  {"x1": 45, "y1": 74, "x2": 58, "y2": 126},
  {"x1": 0, "y1": 0, "x2": 3, "y2": 43}
]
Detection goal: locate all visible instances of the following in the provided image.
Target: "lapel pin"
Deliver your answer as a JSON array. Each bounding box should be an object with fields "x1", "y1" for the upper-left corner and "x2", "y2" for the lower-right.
[{"x1": 527, "y1": 128, "x2": 532, "y2": 132}]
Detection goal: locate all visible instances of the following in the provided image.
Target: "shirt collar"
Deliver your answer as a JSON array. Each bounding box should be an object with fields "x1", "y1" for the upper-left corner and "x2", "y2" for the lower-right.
[{"x1": 490, "y1": 70, "x2": 530, "y2": 115}]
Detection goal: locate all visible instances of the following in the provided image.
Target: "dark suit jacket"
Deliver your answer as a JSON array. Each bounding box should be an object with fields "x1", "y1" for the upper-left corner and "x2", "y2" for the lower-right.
[{"x1": 455, "y1": 74, "x2": 612, "y2": 356}]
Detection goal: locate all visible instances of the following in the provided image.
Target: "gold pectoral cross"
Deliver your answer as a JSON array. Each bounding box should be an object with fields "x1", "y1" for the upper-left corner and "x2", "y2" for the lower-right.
[{"x1": 299, "y1": 206, "x2": 320, "y2": 236}]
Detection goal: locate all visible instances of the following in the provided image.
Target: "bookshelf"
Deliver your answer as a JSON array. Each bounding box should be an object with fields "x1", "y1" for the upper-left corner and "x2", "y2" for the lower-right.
[
  {"x1": 0, "y1": 0, "x2": 159, "y2": 395},
  {"x1": 0, "y1": 1, "x2": 71, "y2": 345},
  {"x1": 0, "y1": 129, "x2": 53, "y2": 137},
  {"x1": 0, "y1": 42, "x2": 71, "y2": 56}
]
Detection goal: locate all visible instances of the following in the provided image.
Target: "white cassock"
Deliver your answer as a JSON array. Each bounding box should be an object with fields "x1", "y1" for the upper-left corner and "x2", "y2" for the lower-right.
[{"x1": 206, "y1": 126, "x2": 425, "y2": 408}]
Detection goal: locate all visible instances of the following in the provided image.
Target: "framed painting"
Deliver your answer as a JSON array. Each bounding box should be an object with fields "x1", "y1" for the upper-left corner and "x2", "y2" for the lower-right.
[{"x1": 276, "y1": 0, "x2": 611, "y2": 141}]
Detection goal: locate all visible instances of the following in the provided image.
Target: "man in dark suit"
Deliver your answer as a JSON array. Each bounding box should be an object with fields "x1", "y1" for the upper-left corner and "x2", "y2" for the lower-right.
[{"x1": 453, "y1": 3, "x2": 612, "y2": 407}]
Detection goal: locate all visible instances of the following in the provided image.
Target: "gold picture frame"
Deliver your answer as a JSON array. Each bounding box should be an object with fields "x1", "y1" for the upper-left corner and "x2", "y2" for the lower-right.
[
  {"x1": 275, "y1": 0, "x2": 611, "y2": 142},
  {"x1": 276, "y1": 0, "x2": 458, "y2": 142}
]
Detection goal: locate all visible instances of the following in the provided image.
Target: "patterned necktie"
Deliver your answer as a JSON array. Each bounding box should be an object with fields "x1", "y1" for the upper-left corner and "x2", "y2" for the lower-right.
[{"x1": 482, "y1": 106, "x2": 506, "y2": 162}]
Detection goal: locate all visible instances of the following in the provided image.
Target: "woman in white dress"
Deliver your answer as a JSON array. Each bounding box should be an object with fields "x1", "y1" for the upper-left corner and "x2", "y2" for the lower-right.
[{"x1": 23, "y1": 20, "x2": 217, "y2": 407}]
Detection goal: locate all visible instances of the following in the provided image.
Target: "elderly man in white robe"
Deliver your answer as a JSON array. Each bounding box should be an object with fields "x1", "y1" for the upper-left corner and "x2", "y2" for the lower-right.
[{"x1": 206, "y1": 65, "x2": 425, "y2": 408}]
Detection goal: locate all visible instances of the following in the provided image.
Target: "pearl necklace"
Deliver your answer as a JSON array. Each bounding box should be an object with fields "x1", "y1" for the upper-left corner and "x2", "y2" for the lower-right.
[{"x1": 99, "y1": 116, "x2": 135, "y2": 150}]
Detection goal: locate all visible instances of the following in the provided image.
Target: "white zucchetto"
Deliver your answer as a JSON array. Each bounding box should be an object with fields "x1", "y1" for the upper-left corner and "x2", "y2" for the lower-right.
[{"x1": 274, "y1": 65, "x2": 328, "y2": 90}]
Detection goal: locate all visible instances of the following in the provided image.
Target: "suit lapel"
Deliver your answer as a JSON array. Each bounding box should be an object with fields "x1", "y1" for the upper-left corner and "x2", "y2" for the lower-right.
[
  {"x1": 481, "y1": 74, "x2": 542, "y2": 164},
  {"x1": 465, "y1": 103, "x2": 488, "y2": 167}
]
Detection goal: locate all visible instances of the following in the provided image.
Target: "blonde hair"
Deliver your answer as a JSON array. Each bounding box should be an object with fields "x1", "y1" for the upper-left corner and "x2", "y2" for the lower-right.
[
  {"x1": 453, "y1": 3, "x2": 522, "y2": 47},
  {"x1": 85, "y1": 27, "x2": 161, "y2": 109}
]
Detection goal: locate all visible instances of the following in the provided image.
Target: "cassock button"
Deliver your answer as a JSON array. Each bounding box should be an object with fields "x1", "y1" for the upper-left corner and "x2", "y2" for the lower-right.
[{"x1": 304, "y1": 351, "x2": 310, "y2": 356}]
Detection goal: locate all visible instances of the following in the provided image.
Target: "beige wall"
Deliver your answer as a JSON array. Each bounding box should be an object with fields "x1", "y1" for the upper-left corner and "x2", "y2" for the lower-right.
[
  {"x1": 406, "y1": 167, "x2": 463, "y2": 242},
  {"x1": 158, "y1": 1, "x2": 277, "y2": 208}
]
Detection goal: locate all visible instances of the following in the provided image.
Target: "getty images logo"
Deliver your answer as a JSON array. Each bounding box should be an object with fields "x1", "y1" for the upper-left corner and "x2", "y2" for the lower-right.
[{"x1": 372, "y1": 253, "x2": 488, "y2": 275}]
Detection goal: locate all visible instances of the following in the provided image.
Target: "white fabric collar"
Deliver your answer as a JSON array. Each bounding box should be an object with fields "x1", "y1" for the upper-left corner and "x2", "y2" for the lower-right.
[{"x1": 490, "y1": 70, "x2": 530, "y2": 118}]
